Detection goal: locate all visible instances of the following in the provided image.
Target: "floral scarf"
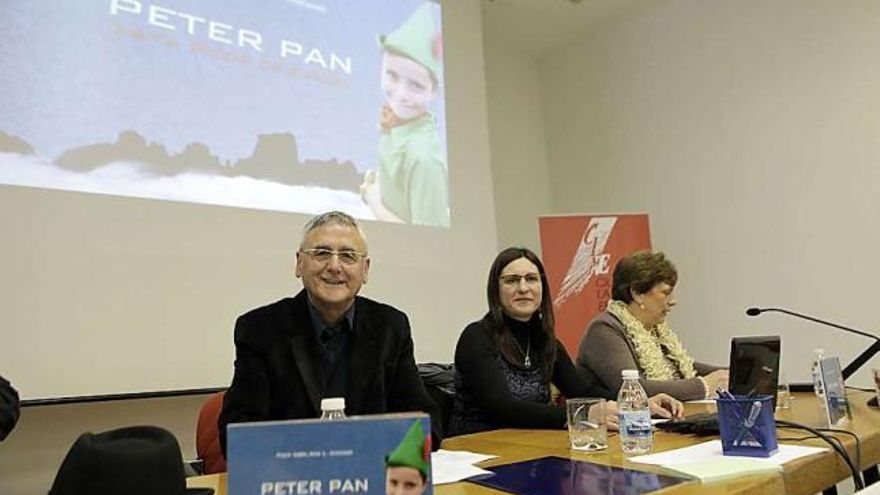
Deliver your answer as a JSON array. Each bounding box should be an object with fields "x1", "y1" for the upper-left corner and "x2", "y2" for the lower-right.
[{"x1": 607, "y1": 300, "x2": 697, "y2": 380}]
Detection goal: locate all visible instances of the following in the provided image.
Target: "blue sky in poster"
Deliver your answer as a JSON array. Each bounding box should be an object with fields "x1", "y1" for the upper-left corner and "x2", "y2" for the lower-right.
[{"x1": 0, "y1": 0, "x2": 446, "y2": 172}]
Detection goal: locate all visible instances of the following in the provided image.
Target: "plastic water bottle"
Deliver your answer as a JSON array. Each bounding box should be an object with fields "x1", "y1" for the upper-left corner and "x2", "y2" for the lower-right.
[
  {"x1": 811, "y1": 349, "x2": 826, "y2": 406},
  {"x1": 320, "y1": 397, "x2": 346, "y2": 420},
  {"x1": 618, "y1": 369, "x2": 653, "y2": 456}
]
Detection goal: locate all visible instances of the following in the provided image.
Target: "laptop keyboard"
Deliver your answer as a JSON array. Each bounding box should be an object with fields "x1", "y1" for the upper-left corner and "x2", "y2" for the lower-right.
[{"x1": 655, "y1": 413, "x2": 720, "y2": 435}]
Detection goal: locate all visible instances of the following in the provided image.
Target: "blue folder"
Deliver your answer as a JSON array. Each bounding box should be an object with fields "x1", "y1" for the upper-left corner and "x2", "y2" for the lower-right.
[{"x1": 468, "y1": 456, "x2": 690, "y2": 495}]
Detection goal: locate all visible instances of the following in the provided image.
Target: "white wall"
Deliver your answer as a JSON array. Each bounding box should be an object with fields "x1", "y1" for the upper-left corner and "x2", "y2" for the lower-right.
[
  {"x1": 539, "y1": 0, "x2": 880, "y2": 386},
  {"x1": 483, "y1": 42, "x2": 552, "y2": 252},
  {"x1": 0, "y1": 1, "x2": 495, "y2": 493}
]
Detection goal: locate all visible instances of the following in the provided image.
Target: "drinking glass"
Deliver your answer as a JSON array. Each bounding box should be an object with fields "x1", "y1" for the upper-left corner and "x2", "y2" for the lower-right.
[
  {"x1": 872, "y1": 368, "x2": 879, "y2": 404},
  {"x1": 566, "y1": 398, "x2": 607, "y2": 451},
  {"x1": 776, "y1": 376, "x2": 793, "y2": 410}
]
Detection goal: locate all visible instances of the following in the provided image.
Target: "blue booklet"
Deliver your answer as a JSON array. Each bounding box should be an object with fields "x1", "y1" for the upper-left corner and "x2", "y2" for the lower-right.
[
  {"x1": 227, "y1": 413, "x2": 432, "y2": 495},
  {"x1": 469, "y1": 456, "x2": 689, "y2": 495},
  {"x1": 819, "y1": 356, "x2": 852, "y2": 426}
]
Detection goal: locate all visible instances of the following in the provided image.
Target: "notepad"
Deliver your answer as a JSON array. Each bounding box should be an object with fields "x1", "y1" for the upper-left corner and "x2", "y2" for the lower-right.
[{"x1": 660, "y1": 458, "x2": 781, "y2": 483}]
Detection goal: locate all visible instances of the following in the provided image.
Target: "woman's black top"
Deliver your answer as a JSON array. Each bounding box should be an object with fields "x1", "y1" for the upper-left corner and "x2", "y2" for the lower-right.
[{"x1": 448, "y1": 314, "x2": 612, "y2": 437}]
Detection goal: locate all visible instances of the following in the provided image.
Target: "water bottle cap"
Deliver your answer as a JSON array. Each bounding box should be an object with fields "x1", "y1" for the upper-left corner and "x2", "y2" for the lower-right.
[
  {"x1": 621, "y1": 369, "x2": 640, "y2": 379},
  {"x1": 321, "y1": 397, "x2": 345, "y2": 411}
]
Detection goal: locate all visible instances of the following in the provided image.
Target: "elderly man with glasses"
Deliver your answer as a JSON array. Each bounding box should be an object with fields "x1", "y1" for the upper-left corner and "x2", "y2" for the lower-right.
[{"x1": 219, "y1": 211, "x2": 439, "y2": 455}]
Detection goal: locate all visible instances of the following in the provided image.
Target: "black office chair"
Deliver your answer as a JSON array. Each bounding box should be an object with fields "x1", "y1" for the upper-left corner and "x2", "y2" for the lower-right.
[
  {"x1": 418, "y1": 362, "x2": 455, "y2": 434},
  {"x1": 575, "y1": 362, "x2": 617, "y2": 400}
]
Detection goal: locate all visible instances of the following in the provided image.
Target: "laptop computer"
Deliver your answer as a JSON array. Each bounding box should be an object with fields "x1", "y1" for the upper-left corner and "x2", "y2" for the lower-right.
[
  {"x1": 728, "y1": 336, "x2": 782, "y2": 407},
  {"x1": 657, "y1": 335, "x2": 781, "y2": 434}
]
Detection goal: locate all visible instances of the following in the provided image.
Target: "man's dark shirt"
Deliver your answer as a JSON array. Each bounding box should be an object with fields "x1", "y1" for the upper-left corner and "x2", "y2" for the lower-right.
[{"x1": 307, "y1": 300, "x2": 354, "y2": 397}]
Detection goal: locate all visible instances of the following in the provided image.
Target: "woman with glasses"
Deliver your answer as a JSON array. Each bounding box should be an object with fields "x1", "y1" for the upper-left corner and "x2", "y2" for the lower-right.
[{"x1": 447, "y1": 247, "x2": 682, "y2": 437}]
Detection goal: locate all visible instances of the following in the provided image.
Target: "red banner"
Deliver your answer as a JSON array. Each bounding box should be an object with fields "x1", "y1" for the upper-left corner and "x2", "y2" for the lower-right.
[{"x1": 539, "y1": 214, "x2": 652, "y2": 356}]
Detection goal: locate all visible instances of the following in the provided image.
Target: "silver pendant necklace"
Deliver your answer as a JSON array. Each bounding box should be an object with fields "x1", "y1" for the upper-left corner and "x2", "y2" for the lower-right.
[{"x1": 511, "y1": 332, "x2": 532, "y2": 368}]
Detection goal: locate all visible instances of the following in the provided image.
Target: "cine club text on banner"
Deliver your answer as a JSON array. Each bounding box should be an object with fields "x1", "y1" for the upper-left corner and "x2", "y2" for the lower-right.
[{"x1": 539, "y1": 214, "x2": 651, "y2": 356}]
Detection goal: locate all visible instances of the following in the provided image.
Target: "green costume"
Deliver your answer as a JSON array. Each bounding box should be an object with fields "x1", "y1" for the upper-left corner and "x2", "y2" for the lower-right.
[
  {"x1": 379, "y1": 4, "x2": 441, "y2": 81},
  {"x1": 378, "y1": 4, "x2": 449, "y2": 228},
  {"x1": 378, "y1": 115, "x2": 449, "y2": 227},
  {"x1": 386, "y1": 420, "x2": 430, "y2": 477}
]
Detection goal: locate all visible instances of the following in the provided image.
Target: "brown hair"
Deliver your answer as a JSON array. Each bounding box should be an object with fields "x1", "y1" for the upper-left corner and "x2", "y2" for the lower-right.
[
  {"x1": 611, "y1": 250, "x2": 678, "y2": 303},
  {"x1": 486, "y1": 247, "x2": 556, "y2": 376}
]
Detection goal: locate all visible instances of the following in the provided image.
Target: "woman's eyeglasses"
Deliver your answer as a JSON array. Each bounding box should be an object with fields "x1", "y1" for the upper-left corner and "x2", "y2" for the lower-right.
[{"x1": 499, "y1": 273, "x2": 541, "y2": 287}]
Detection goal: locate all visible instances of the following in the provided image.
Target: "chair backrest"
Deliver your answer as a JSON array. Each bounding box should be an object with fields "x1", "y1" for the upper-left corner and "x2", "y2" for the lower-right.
[
  {"x1": 418, "y1": 363, "x2": 454, "y2": 434},
  {"x1": 196, "y1": 391, "x2": 227, "y2": 474},
  {"x1": 576, "y1": 363, "x2": 617, "y2": 400}
]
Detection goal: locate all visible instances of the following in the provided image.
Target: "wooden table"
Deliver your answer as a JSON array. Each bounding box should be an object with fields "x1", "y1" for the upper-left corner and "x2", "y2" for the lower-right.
[{"x1": 188, "y1": 391, "x2": 879, "y2": 495}]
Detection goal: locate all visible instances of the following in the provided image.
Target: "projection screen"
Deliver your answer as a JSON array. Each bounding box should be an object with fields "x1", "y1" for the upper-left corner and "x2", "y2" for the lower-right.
[{"x1": 0, "y1": 0, "x2": 496, "y2": 401}]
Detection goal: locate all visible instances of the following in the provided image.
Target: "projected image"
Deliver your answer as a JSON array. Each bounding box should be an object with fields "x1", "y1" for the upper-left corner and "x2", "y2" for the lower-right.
[{"x1": 0, "y1": 0, "x2": 449, "y2": 227}]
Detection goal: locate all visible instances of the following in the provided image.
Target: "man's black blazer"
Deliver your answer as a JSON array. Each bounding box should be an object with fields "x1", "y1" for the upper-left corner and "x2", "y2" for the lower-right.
[
  {"x1": 219, "y1": 290, "x2": 439, "y2": 453},
  {"x1": 0, "y1": 375, "x2": 20, "y2": 441}
]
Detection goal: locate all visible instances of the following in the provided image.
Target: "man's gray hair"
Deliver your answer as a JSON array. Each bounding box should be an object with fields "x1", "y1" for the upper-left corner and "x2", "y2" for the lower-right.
[{"x1": 299, "y1": 211, "x2": 368, "y2": 251}]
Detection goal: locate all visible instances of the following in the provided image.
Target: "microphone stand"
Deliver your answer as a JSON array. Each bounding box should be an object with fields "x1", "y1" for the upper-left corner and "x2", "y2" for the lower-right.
[{"x1": 747, "y1": 307, "x2": 880, "y2": 396}]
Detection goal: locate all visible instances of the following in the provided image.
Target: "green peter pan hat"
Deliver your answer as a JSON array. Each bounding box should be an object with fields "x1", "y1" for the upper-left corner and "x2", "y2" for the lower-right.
[
  {"x1": 379, "y1": 3, "x2": 443, "y2": 82},
  {"x1": 385, "y1": 420, "x2": 430, "y2": 477}
]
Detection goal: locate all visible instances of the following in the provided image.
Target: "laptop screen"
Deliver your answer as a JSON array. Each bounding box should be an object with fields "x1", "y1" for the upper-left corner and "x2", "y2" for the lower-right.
[{"x1": 728, "y1": 336, "x2": 781, "y2": 406}]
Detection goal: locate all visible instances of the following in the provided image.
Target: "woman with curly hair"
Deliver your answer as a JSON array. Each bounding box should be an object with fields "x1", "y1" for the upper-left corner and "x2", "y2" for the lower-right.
[{"x1": 577, "y1": 250, "x2": 728, "y2": 401}]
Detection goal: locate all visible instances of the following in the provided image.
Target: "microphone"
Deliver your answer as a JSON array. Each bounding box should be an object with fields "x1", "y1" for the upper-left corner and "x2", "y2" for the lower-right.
[{"x1": 746, "y1": 307, "x2": 880, "y2": 389}]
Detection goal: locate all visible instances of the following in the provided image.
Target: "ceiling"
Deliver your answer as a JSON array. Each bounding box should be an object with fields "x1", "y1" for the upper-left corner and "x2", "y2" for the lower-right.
[{"x1": 480, "y1": 0, "x2": 640, "y2": 59}]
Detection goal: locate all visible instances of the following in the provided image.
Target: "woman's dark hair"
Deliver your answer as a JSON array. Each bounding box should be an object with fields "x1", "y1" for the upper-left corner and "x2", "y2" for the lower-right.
[
  {"x1": 486, "y1": 247, "x2": 556, "y2": 375},
  {"x1": 611, "y1": 250, "x2": 678, "y2": 303}
]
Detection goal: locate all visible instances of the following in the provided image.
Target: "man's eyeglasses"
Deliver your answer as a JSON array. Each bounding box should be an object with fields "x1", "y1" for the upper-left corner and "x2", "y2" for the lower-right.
[
  {"x1": 499, "y1": 273, "x2": 542, "y2": 287},
  {"x1": 301, "y1": 248, "x2": 366, "y2": 266}
]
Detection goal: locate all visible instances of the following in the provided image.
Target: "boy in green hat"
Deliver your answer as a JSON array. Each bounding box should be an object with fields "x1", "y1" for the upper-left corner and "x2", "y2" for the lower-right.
[
  {"x1": 385, "y1": 420, "x2": 430, "y2": 495},
  {"x1": 361, "y1": 3, "x2": 449, "y2": 228}
]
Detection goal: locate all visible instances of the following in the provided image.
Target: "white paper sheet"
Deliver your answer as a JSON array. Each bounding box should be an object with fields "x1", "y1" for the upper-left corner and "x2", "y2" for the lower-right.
[
  {"x1": 432, "y1": 449, "x2": 497, "y2": 465},
  {"x1": 855, "y1": 481, "x2": 880, "y2": 494},
  {"x1": 431, "y1": 463, "x2": 494, "y2": 485},
  {"x1": 628, "y1": 440, "x2": 827, "y2": 467},
  {"x1": 430, "y1": 449, "x2": 498, "y2": 485}
]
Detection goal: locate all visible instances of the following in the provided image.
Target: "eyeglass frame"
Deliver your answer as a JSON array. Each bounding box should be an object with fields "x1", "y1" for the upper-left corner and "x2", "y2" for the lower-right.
[
  {"x1": 499, "y1": 273, "x2": 542, "y2": 287},
  {"x1": 299, "y1": 248, "x2": 368, "y2": 266}
]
